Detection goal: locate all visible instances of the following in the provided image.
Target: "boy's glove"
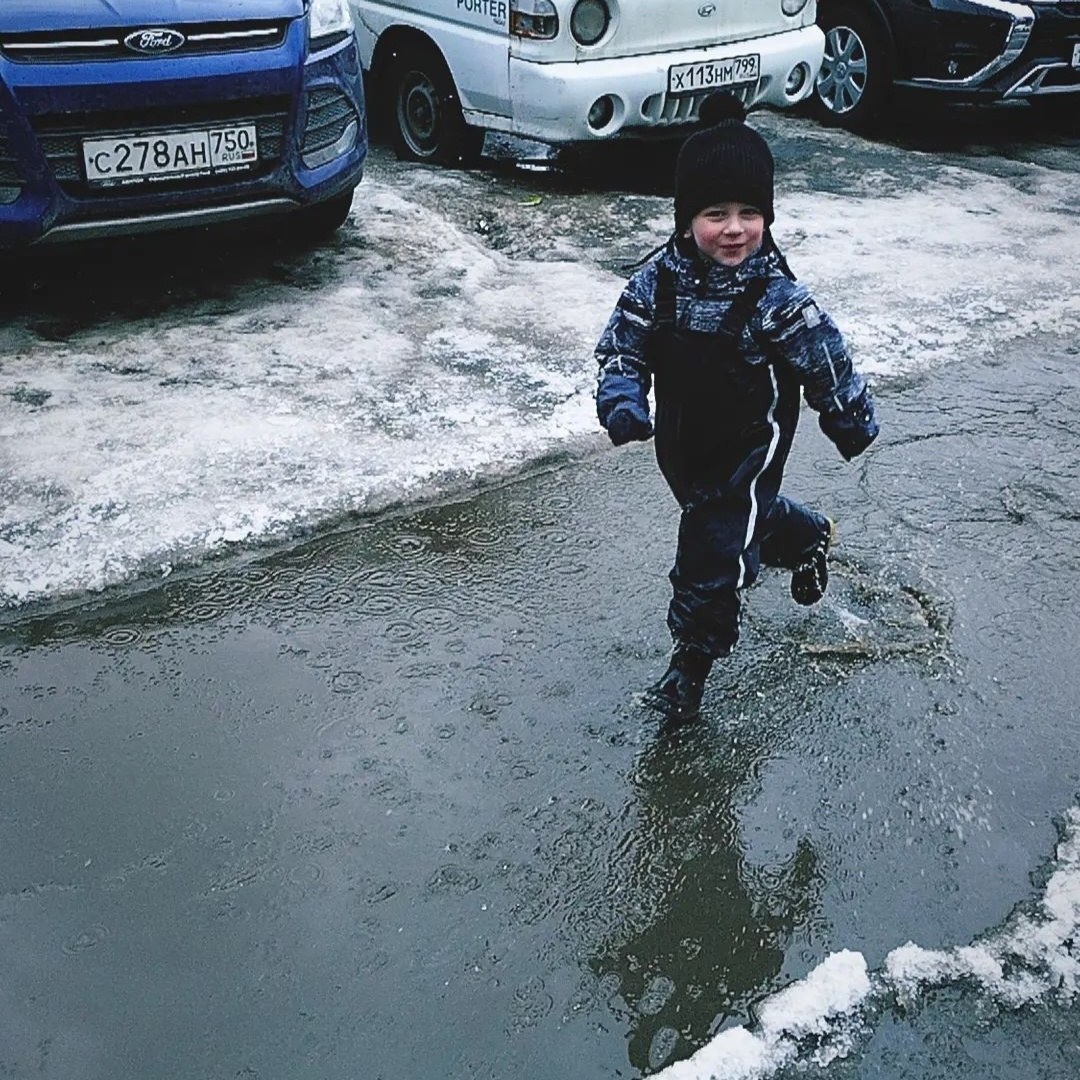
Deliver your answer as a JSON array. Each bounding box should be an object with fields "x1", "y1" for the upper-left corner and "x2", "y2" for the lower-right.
[
  {"x1": 606, "y1": 405, "x2": 653, "y2": 446},
  {"x1": 819, "y1": 387, "x2": 878, "y2": 461}
]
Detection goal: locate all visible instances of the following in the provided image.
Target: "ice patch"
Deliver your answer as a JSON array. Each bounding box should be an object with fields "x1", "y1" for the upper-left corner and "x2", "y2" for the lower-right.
[
  {"x1": 5, "y1": 146, "x2": 1080, "y2": 609},
  {"x1": 654, "y1": 806, "x2": 1080, "y2": 1079},
  {"x1": 0, "y1": 183, "x2": 614, "y2": 608},
  {"x1": 776, "y1": 173, "x2": 1080, "y2": 378}
]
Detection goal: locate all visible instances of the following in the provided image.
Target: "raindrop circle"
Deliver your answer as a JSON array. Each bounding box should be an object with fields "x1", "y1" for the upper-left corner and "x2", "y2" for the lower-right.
[{"x1": 63, "y1": 924, "x2": 109, "y2": 955}]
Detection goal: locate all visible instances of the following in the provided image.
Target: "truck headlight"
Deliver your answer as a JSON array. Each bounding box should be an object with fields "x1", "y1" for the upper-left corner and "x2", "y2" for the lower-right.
[
  {"x1": 511, "y1": 0, "x2": 559, "y2": 40},
  {"x1": 781, "y1": 0, "x2": 810, "y2": 14},
  {"x1": 309, "y1": 0, "x2": 353, "y2": 50},
  {"x1": 570, "y1": 0, "x2": 610, "y2": 45}
]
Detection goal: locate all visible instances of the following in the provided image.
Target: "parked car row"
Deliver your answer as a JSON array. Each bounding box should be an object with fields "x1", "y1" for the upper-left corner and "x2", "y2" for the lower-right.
[
  {"x1": 0, "y1": 0, "x2": 368, "y2": 249},
  {"x1": 347, "y1": 0, "x2": 1080, "y2": 166},
  {"x1": 3, "y1": 1, "x2": 1078, "y2": 250}
]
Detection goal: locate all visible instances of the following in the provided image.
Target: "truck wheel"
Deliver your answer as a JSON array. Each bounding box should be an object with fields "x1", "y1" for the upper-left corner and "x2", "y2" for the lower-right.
[
  {"x1": 389, "y1": 44, "x2": 481, "y2": 166},
  {"x1": 812, "y1": 3, "x2": 893, "y2": 130}
]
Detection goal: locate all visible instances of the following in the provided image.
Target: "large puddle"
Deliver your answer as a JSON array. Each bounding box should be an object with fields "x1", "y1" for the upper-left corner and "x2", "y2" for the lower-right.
[{"x1": 3, "y1": 337, "x2": 1080, "y2": 1078}]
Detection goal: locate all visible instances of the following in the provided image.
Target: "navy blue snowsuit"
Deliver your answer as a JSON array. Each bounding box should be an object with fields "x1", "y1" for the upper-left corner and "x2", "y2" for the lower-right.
[{"x1": 595, "y1": 235, "x2": 878, "y2": 659}]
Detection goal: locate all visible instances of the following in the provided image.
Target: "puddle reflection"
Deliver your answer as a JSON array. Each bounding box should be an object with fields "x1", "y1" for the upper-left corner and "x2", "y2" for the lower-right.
[{"x1": 591, "y1": 723, "x2": 822, "y2": 1074}]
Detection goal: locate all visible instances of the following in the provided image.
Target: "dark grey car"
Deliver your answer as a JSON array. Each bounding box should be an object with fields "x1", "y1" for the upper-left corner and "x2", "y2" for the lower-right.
[{"x1": 812, "y1": 0, "x2": 1080, "y2": 128}]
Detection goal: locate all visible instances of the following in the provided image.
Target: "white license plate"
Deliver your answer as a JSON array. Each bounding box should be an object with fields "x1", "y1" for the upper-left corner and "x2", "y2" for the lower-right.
[
  {"x1": 82, "y1": 125, "x2": 258, "y2": 187},
  {"x1": 1072, "y1": 42, "x2": 1080, "y2": 69},
  {"x1": 668, "y1": 54, "x2": 760, "y2": 95}
]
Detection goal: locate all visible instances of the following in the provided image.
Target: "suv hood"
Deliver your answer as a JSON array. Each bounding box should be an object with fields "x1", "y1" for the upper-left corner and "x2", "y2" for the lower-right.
[{"x1": 0, "y1": 1, "x2": 306, "y2": 34}]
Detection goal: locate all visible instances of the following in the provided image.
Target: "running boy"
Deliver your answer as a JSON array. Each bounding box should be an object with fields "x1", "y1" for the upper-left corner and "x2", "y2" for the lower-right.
[{"x1": 595, "y1": 92, "x2": 879, "y2": 723}]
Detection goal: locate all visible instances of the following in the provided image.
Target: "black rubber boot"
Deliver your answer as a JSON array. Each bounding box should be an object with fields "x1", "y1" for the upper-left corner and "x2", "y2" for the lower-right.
[
  {"x1": 641, "y1": 642, "x2": 713, "y2": 723},
  {"x1": 791, "y1": 518, "x2": 836, "y2": 607}
]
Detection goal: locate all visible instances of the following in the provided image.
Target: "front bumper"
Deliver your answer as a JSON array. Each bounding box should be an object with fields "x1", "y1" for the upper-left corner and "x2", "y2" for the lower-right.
[
  {"x1": 901, "y1": 1, "x2": 1080, "y2": 101},
  {"x1": 0, "y1": 23, "x2": 367, "y2": 247},
  {"x1": 490, "y1": 25, "x2": 824, "y2": 145}
]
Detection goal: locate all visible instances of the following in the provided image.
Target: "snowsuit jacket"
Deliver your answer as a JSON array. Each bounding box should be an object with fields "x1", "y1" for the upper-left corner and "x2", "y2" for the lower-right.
[{"x1": 595, "y1": 237, "x2": 879, "y2": 497}]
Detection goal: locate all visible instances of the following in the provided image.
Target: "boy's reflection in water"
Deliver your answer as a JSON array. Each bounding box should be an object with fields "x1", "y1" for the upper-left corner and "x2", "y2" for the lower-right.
[{"x1": 589, "y1": 722, "x2": 823, "y2": 1074}]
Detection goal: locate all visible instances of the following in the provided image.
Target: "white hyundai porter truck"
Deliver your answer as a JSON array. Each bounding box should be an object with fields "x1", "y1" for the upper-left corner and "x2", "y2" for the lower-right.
[{"x1": 350, "y1": 0, "x2": 824, "y2": 164}]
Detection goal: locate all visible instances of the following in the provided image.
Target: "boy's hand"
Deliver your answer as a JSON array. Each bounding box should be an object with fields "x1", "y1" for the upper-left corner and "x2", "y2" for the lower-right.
[
  {"x1": 606, "y1": 406, "x2": 654, "y2": 446},
  {"x1": 819, "y1": 387, "x2": 878, "y2": 460}
]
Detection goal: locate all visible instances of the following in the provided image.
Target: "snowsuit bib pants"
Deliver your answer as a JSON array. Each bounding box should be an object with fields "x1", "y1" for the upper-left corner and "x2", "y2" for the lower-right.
[{"x1": 651, "y1": 267, "x2": 830, "y2": 659}]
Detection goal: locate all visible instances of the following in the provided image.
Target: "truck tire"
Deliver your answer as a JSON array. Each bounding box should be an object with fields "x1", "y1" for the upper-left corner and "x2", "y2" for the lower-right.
[{"x1": 389, "y1": 43, "x2": 482, "y2": 166}]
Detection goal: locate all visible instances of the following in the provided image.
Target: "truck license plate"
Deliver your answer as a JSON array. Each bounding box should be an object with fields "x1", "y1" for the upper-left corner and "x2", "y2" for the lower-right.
[
  {"x1": 668, "y1": 54, "x2": 760, "y2": 95},
  {"x1": 83, "y1": 125, "x2": 258, "y2": 187}
]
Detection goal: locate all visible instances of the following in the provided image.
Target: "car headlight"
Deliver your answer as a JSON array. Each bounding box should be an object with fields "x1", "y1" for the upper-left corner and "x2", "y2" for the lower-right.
[
  {"x1": 781, "y1": 0, "x2": 810, "y2": 14},
  {"x1": 309, "y1": 0, "x2": 353, "y2": 50},
  {"x1": 570, "y1": 0, "x2": 610, "y2": 45}
]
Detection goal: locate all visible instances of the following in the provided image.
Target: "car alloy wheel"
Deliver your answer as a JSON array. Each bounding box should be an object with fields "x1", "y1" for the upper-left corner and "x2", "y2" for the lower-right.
[
  {"x1": 818, "y1": 23, "x2": 869, "y2": 115},
  {"x1": 812, "y1": 3, "x2": 892, "y2": 130}
]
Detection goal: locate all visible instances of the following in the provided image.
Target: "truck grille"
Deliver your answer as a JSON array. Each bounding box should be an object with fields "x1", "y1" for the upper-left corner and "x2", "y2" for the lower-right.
[
  {"x1": 29, "y1": 98, "x2": 291, "y2": 195},
  {"x1": 640, "y1": 86, "x2": 751, "y2": 125},
  {"x1": 0, "y1": 20, "x2": 290, "y2": 63}
]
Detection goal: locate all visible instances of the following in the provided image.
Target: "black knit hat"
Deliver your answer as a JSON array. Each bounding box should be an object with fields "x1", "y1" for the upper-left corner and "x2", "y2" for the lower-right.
[{"x1": 674, "y1": 92, "x2": 775, "y2": 233}]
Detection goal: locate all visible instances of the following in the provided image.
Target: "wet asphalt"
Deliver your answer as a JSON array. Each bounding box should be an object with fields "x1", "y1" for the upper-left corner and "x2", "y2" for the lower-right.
[{"x1": 3, "y1": 328, "x2": 1080, "y2": 1077}]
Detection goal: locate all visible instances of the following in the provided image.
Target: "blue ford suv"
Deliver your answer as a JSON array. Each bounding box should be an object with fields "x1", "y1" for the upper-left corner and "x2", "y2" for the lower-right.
[{"x1": 0, "y1": 0, "x2": 367, "y2": 247}]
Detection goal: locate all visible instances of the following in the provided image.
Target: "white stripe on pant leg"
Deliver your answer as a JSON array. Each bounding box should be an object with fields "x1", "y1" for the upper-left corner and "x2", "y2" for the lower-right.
[{"x1": 736, "y1": 367, "x2": 782, "y2": 589}]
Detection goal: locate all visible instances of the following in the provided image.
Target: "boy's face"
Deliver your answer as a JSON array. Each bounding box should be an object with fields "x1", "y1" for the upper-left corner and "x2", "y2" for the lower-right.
[{"x1": 686, "y1": 202, "x2": 765, "y2": 267}]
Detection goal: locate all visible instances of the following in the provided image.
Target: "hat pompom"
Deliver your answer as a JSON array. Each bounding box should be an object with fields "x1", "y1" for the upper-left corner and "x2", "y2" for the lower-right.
[{"x1": 698, "y1": 91, "x2": 746, "y2": 126}]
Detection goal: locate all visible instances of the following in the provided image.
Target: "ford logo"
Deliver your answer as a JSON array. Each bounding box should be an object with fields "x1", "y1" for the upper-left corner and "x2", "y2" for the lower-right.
[
  {"x1": 123, "y1": 28, "x2": 186, "y2": 55},
  {"x1": 698, "y1": 3, "x2": 716, "y2": 15}
]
